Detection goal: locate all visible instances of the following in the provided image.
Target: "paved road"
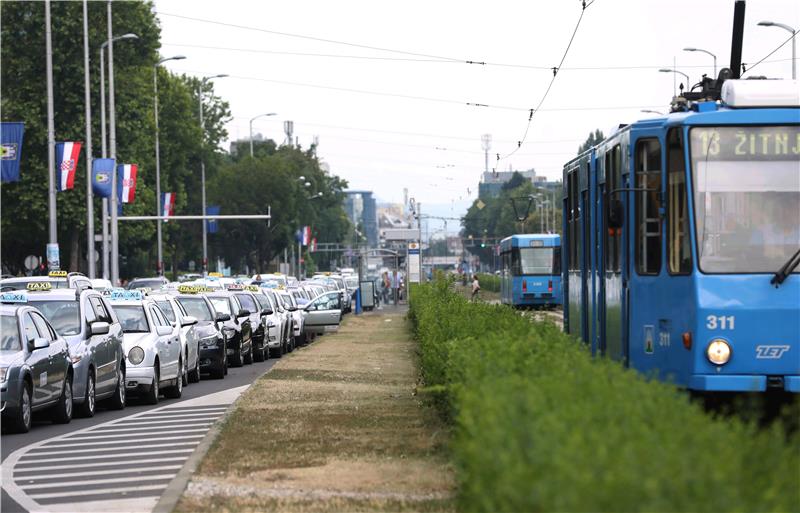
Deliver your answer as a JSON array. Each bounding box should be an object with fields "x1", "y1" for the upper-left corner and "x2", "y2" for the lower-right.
[{"x1": 1, "y1": 357, "x2": 276, "y2": 513}]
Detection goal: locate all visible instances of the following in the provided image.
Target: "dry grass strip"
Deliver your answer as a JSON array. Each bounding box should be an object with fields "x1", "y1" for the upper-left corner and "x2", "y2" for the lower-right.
[{"x1": 175, "y1": 311, "x2": 455, "y2": 513}]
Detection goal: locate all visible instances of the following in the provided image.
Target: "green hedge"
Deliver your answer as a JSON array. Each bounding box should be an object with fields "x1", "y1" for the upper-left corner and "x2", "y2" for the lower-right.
[
  {"x1": 409, "y1": 279, "x2": 799, "y2": 512},
  {"x1": 475, "y1": 273, "x2": 500, "y2": 293}
]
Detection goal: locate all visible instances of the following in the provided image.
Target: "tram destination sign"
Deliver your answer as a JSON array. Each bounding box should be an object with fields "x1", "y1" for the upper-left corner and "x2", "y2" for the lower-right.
[{"x1": 691, "y1": 126, "x2": 800, "y2": 161}]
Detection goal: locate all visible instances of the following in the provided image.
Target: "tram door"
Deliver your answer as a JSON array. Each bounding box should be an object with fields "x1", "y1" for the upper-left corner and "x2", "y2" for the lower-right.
[
  {"x1": 580, "y1": 166, "x2": 591, "y2": 342},
  {"x1": 604, "y1": 144, "x2": 624, "y2": 360}
]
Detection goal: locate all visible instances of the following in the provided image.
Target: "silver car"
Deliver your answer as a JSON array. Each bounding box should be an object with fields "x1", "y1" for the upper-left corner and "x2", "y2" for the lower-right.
[
  {"x1": 25, "y1": 286, "x2": 126, "y2": 417},
  {"x1": 150, "y1": 294, "x2": 201, "y2": 385},
  {"x1": 109, "y1": 290, "x2": 182, "y2": 404},
  {"x1": 276, "y1": 290, "x2": 306, "y2": 346},
  {"x1": 262, "y1": 288, "x2": 293, "y2": 355},
  {"x1": 303, "y1": 291, "x2": 343, "y2": 337}
]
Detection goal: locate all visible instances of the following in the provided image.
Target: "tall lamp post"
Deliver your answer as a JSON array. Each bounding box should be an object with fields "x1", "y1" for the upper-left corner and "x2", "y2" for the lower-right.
[
  {"x1": 198, "y1": 74, "x2": 228, "y2": 275},
  {"x1": 153, "y1": 55, "x2": 186, "y2": 276},
  {"x1": 758, "y1": 21, "x2": 797, "y2": 79},
  {"x1": 98, "y1": 33, "x2": 137, "y2": 280},
  {"x1": 659, "y1": 68, "x2": 691, "y2": 96},
  {"x1": 45, "y1": 0, "x2": 57, "y2": 269},
  {"x1": 249, "y1": 112, "x2": 277, "y2": 157},
  {"x1": 683, "y1": 47, "x2": 717, "y2": 76}
]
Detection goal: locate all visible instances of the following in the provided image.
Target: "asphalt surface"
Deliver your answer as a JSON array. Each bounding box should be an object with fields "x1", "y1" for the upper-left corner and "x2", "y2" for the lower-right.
[{"x1": 1, "y1": 355, "x2": 277, "y2": 513}]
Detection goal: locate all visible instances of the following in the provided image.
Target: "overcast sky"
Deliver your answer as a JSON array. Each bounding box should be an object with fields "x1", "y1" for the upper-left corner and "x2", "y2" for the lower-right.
[{"x1": 153, "y1": 0, "x2": 799, "y2": 229}]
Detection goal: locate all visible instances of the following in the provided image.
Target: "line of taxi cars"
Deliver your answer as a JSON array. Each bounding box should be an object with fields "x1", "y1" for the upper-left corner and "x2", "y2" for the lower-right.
[{"x1": 0, "y1": 270, "x2": 345, "y2": 433}]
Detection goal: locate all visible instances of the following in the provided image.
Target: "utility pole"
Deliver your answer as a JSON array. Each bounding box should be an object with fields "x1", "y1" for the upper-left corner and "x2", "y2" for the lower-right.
[
  {"x1": 99, "y1": 44, "x2": 109, "y2": 279},
  {"x1": 481, "y1": 134, "x2": 491, "y2": 175},
  {"x1": 108, "y1": 0, "x2": 120, "y2": 285},
  {"x1": 82, "y1": 0, "x2": 95, "y2": 278},
  {"x1": 284, "y1": 120, "x2": 294, "y2": 146},
  {"x1": 45, "y1": 0, "x2": 58, "y2": 270}
]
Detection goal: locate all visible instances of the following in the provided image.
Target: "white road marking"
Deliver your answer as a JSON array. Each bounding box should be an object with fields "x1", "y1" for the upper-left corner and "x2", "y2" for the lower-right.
[
  {"x1": 81, "y1": 423, "x2": 213, "y2": 433},
  {"x1": 11, "y1": 466, "x2": 183, "y2": 481},
  {"x1": 109, "y1": 417, "x2": 217, "y2": 426},
  {"x1": 13, "y1": 457, "x2": 190, "y2": 473},
  {"x1": 20, "y1": 474, "x2": 178, "y2": 490},
  {"x1": 35, "y1": 435, "x2": 204, "y2": 448},
  {"x1": 29, "y1": 485, "x2": 168, "y2": 500},
  {"x1": 17, "y1": 449, "x2": 195, "y2": 465},
  {"x1": 54, "y1": 429, "x2": 209, "y2": 442},
  {"x1": 26, "y1": 442, "x2": 199, "y2": 457}
]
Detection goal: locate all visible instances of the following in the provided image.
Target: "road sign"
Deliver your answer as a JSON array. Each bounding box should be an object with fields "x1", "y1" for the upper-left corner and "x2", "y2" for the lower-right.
[
  {"x1": 407, "y1": 242, "x2": 420, "y2": 283},
  {"x1": 24, "y1": 255, "x2": 39, "y2": 271}
]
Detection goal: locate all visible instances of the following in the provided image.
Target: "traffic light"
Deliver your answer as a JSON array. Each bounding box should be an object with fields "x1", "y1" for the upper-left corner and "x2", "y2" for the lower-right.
[{"x1": 480, "y1": 242, "x2": 486, "y2": 248}]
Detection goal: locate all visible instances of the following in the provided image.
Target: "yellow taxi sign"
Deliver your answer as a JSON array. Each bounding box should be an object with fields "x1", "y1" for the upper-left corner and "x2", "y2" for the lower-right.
[
  {"x1": 27, "y1": 281, "x2": 52, "y2": 291},
  {"x1": 244, "y1": 285, "x2": 260, "y2": 292},
  {"x1": 178, "y1": 285, "x2": 200, "y2": 294},
  {"x1": 208, "y1": 272, "x2": 223, "y2": 278},
  {"x1": 48, "y1": 270, "x2": 68, "y2": 278}
]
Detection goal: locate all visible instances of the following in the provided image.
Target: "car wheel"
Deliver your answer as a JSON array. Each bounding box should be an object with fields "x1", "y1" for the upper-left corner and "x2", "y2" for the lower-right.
[
  {"x1": 254, "y1": 341, "x2": 265, "y2": 362},
  {"x1": 232, "y1": 343, "x2": 243, "y2": 367},
  {"x1": 164, "y1": 358, "x2": 183, "y2": 399},
  {"x1": 77, "y1": 372, "x2": 96, "y2": 417},
  {"x1": 11, "y1": 383, "x2": 32, "y2": 433},
  {"x1": 144, "y1": 366, "x2": 160, "y2": 405},
  {"x1": 181, "y1": 354, "x2": 189, "y2": 387},
  {"x1": 51, "y1": 375, "x2": 73, "y2": 424},
  {"x1": 106, "y1": 364, "x2": 126, "y2": 410},
  {"x1": 189, "y1": 353, "x2": 201, "y2": 383},
  {"x1": 244, "y1": 343, "x2": 253, "y2": 365}
]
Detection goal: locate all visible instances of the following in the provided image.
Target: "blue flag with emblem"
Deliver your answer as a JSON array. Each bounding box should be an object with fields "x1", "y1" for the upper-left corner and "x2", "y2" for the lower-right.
[
  {"x1": 91, "y1": 158, "x2": 115, "y2": 198},
  {"x1": 207, "y1": 205, "x2": 220, "y2": 233},
  {"x1": 1, "y1": 122, "x2": 24, "y2": 183}
]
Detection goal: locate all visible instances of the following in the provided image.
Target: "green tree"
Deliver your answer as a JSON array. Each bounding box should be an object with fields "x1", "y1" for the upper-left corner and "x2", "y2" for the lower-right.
[{"x1": 578, "y1": 129, "x2": 605, "y2": 155}]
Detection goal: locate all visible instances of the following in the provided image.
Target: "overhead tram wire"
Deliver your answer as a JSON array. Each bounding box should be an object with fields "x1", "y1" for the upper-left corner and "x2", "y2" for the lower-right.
[
  {"x1": 741, "y1": 32, "x2": 796, "y2": 76},
  {"x1": 494, "y1": 0, "x2": 594, "y2": 169}
]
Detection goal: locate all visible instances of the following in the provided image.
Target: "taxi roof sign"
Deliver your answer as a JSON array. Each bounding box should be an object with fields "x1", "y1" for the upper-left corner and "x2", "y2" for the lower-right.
[
  {"x1": 244, "y1": 285, "x2": 260, "y2": 292},
  {"x1": 27, "y1": 282, "x2": 52, "y2": 291},
  {"x1": 110, "y1": 289, "x2": 143, "y2": 301},
  {"x1": 208, "y1": 272, "x2": 223, "y2": 278},
  {"x1": 48, "y1": 270, "x2": 68, "y2": 278},
  {"x1": 226, "y1": 284, "x2": 244, "y2": 291},
  {"x1": 1, "y1": 292, "x2": 27, "y2": 303}
]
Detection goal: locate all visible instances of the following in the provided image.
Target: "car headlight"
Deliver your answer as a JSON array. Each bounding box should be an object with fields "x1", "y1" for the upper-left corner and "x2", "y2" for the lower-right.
[
  {"x1": 200, "y1": 335, "x2": 219, "y2": 348},
  {"x1": 128, "y1": 346, "x2": 145, "y2": 365},
  {"x1": 0, "y1": 367, "x2": 7, "y2": 383},
  {"x1": 706, "y1": 339, "x2": 731, "y2": 365}
]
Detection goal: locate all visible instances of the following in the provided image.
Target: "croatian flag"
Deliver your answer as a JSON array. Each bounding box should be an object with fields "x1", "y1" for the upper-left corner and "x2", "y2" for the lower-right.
[
  {"x1": 117, "y1": 164, "x2": 137, "y2": 203},
  {"x1": 161, "y1": 192, "x2": 175, "y2": 221},
  {"x1": 301, "y1": 226, "x2": 311, "y2": 246},
  {"x1": 56, "y1": 142, "x2": 81, "y2": 191}
]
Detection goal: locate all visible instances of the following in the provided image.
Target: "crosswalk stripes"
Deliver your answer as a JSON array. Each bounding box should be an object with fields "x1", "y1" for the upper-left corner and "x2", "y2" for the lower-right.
[{"x1": 4, "y1": 403, "x2": 230, "y2": 512}]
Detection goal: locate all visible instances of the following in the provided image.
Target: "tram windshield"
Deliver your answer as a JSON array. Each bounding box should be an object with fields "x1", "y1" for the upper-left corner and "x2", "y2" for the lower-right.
[
  {"x1": 513, "y1": 247, "x2": 558, "y2": 275},
  {"x1": 690, "y1": 126, "x2": 800, "y2": 273}
]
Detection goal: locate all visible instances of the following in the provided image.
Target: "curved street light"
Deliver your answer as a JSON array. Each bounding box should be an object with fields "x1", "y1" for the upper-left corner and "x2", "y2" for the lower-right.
[
  {"x1": 758, "y1": 21, "x2": 797, "y2": 79},
  {"x1": 683, "y1": 47, "x2": 717, "y2": 76},
  {"x1": 199, "y1": 73, "x2": 228, "y2": 274},
  {"x1": 659, "y1": 68, "x2": 691, "y2": 97},
  {"x1": 249, "y1": 112, "x2": 278, "y2": 157}
]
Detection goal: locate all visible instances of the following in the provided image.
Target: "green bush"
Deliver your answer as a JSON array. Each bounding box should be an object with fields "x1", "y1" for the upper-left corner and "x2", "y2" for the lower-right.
[
  {"x1": 409, "y1": 280, "x2": 800, "y2": 513},
  {"x1": 475, "y1": 273, "x2": 500, "y2": 293}
]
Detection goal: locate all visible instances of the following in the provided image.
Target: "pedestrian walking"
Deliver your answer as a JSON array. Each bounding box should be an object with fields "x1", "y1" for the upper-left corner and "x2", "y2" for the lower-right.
[{"x1": 471, "y1": 274, "x2": 480, "y2": 301}]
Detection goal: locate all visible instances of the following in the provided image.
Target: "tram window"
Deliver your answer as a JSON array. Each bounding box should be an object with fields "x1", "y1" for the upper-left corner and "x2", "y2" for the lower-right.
[
  {"x1": 568, "y1": 169, "x2": 579, "y2": 271},
  {"x1": 605, "y1": 145, "x2": 622, "y2": 272},
  {"x1": 667, "y1": 128, "x2": 692, "y2": 274},
  {"x1": 635, "y1": 138, "x2": 662, "y2": 275}
]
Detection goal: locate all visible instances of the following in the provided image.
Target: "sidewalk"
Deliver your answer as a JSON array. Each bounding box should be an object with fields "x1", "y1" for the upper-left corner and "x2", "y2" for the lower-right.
[{"x1": 174, "y1": 309, "x2": 454, "y2": 512}]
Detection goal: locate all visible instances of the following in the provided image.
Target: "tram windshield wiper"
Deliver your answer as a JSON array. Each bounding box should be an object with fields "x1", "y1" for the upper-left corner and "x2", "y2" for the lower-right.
[{"x1": 770, "y1": 247, "x2": 800, "y2": 287}]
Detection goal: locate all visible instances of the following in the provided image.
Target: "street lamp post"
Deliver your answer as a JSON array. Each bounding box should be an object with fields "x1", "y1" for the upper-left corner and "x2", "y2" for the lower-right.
[
  {"x1": 198, "y1": 74, "x2": 228, "y2": 275},
  {"x1": 82, "y1": 0, "x2": 97, "y2": 278},
  {"x1": 683, "y1": 47, "x2": 717, "y2": 76},
  {"x1": 154, "y1": 55, "x2": 186, "y2": 276},
  {"x1": 98, "y1": 33, "x2": 137, "y2": 280},
  {"x1": 659, "y1": 68, "x2": 691, "y2": 96},
  {"x1": 45, "y1": 0, "x2": 57, "y2": 269},
  {"x1": 758, "y1": 21, "x2": 797, "y2": 79},
  {"x1": 249, "y1": 112, "x2": 277, "y2": 157}
]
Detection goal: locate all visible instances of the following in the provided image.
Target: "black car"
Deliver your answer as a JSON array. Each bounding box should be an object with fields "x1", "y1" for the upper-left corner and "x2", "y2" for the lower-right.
[
  {"x1": 206, "y1": 291, "x2": 252, "y2": 367},
  {"x1": 229, "y1": 286, "x2": 270, "y2": 362},
  {"x1": 174, "y1": 288, "x2": 228, "y2": 379}
]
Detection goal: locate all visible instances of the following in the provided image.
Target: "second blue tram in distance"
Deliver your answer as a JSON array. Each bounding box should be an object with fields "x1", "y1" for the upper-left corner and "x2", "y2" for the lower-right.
[{"x1": 500, "y1": 234, "x2": 562, "y2": 308}]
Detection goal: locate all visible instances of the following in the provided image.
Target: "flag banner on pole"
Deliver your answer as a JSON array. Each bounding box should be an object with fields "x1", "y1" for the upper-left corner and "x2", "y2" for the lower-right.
[
  {"x1": 91, "y1": 158, "x2": 115, "y2": 198},
  {"x1": 302, "y1": 226, "x2": 311, "y2": 246},
  {"x1": 117, "y1": 164, "x2": 137, "y2": 203},
  {"x1": 310, "y1": 238, "x2": 317, "y2": 251},
  {"x1": 1, "y1": 122, "x2": 24, "y2": 182},
  {"x1": 56, "y1": 141, "x2": 81, "y2": 191},
  {"x1": 207, "y1": 205, "x2": 220, "y2": 233},
  {"x1": 162, "y1": 192, "x2": 175, "y2": 222}
]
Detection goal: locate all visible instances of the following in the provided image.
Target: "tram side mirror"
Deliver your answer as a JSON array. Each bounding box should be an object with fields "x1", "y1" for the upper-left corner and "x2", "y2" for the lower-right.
[{"x1": 608, "y1": 200, "x2": 624, "y2": 229}]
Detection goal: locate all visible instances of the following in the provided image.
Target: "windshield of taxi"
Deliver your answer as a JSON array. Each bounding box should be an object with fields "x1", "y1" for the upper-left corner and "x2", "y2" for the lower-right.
[
  {"x1": 209, "y1": 297, "x2": 232, "y2": 316},
  {"x1": 27, "y1": 300, "x2": 81, "y2": 336},
  {"x1": 0, "y1": 279, "x2": 68, "y2": 292},
  {"x1": 114, "y1": 305, "x2": 150, "y2": 333},
  {"x1": 1, "y1": 315, "x2": 21, "y2": 351},
  {"x1": 177, "y1": 297, "x2": 213, "y2": 321},
  {"x1": 690, "y1": 126, "x2": 800, "y2": 273}
]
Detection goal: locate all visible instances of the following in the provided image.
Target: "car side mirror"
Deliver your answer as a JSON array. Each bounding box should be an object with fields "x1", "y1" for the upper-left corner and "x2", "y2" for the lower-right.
[
  {"x1": 287, "y1": 306, "x2": 297, "y2": 312},
  {"x1": 264, "y1": 309, "x2": 274, "y2": 316},
  {"x1": 608, "y1": 199, "x2": 624, "y2": 229},
  {"x1": 238, "y1": 309, "x2": 250, "y2": 318},
  {"x1": 32, "y1": 337, "x2": 50, "y2": 350},
  {"x1": 181, "y1": 315, "x2": 198, "y2": 327},
  {"x1": 90, "y1": 321, "x2": 110, "y2": 335},
  {"x1": 215, "y1": 312, "x2": 231, "y2": 322},
  {"x1": 156, "y1": 325, "x2": 173, "y2": 337}
]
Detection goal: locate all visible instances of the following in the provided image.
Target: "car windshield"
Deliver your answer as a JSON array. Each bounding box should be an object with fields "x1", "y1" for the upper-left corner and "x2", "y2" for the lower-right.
[
  {"x1": 127, "y1": 279, "x2": 166, "y2": 290},
  {"x1": 690, "y1": 126, "x2": 800, "y2": 273},
  {"x1": 1, "y1": 315, "x2": 21, "y2": 351},
  {"x1": 155, "y1": 301, "x2": 176, "y2": 323},
  {"x1": 27, "y1": 300, "x2": 81, "y2": 336},
  {"x1": 345, "y1": 276, "x2": 359, "y2": 288},
  {"x1": 0, "y1": 279, "x2": 68, "y2": 292},
  {"x1": 280, "y1": 295, "x2": 293, "y2": 308},
  {"x1": 209, "y1": 297, "x2": 232, "y2": 315},
  {"x1": 177, "y1": 297, "x2": 214, "y2": 321},
  {"x1": 114, "y1": 305, "x2": 150, "y2": 333},
  {"x1": 254, "y1": 294, "x2": 272, "y2": 311}
]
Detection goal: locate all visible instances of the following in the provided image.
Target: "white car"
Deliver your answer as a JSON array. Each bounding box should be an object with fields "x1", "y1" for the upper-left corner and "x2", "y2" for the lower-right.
[
  {"x1": 277, "y1": 290, "x2": 305, "y2": 346},
  {"x1": 261, "y1": 288, "x2": 293, "y2": 355},
  {"x1": 109, "y1": 290, "x2": 183, "y2": 404},
  {"x1": 251, "y1": 289, "x2": 281, "y2": 358},
  {"x1": 150, "y1": 293, "x2": 201, "y2": 385}
]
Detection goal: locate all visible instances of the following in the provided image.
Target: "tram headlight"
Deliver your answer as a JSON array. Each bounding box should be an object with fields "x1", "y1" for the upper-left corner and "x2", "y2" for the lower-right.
[{"x1": 706, "y1": 339, "x2": 731, "y2": 365}]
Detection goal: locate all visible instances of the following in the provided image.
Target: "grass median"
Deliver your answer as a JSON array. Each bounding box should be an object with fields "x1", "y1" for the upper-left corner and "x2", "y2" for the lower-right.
[{"x1": 175, "y1": 309, "x2": 455, "y2": 513}]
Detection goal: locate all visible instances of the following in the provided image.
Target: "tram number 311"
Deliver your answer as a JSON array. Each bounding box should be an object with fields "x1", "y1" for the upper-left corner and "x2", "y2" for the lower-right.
[{"x1": 707, "y1": 315, "x2": 735, "y2": 330}]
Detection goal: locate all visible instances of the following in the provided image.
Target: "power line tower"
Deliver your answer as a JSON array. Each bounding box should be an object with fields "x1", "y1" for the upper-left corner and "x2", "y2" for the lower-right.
[
  {"x1": 283, "y1": 120, "x2": 294, "y2": 146},
  {"x1": 481, "y1": 134, "x2": 491, "y2": 175}
]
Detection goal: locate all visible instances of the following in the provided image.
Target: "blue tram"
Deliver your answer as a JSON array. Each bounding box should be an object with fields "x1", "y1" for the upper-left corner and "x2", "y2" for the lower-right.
[
  {"x1": 562, "y1": 75, "x2": 799, "y2": 393},
  {"x1": 500, "y1": 234, "x2": 562, "y2": 308}
]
